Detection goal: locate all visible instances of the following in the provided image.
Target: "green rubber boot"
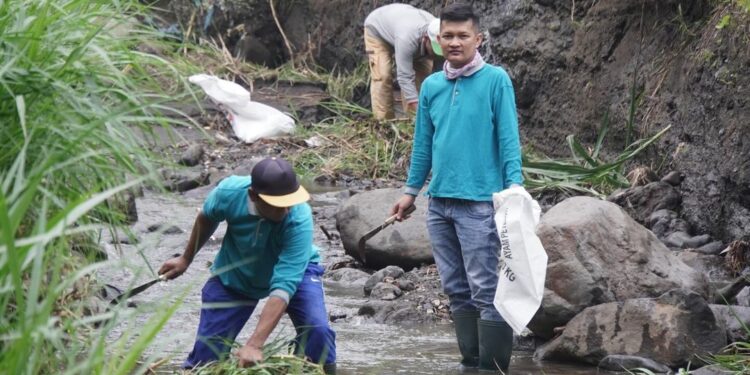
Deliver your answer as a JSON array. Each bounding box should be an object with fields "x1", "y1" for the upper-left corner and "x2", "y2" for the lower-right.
[
  {"x1": 478, "y1": 319, "x2": 513, "y2": 373},
  {"x1": 453, "y1": 309, "x2": 480, "y2": 369}
]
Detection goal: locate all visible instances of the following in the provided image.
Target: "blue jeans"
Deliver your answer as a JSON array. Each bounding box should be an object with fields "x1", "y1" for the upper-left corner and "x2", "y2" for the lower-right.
[
  {"x1": 183, "y1": 263, "x2": 336, "y2": 368},
  {"x1": 427, "y1": 197, "x2": 503, "y2": 321}
]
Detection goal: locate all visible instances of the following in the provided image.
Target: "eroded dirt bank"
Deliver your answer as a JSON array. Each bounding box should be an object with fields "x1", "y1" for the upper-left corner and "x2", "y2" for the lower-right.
[{"x1": 167, "y1": 0, "x2": 749, "y2": 243}]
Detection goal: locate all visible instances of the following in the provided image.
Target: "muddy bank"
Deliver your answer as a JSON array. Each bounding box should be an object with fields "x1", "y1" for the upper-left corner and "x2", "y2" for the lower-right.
[{"x1": 165, "y1": 0, "x2": 749, "y2": 244}]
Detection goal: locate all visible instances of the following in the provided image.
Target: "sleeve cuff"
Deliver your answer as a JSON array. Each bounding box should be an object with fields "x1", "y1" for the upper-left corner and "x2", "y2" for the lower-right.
[
  {"x1": 404, "y1": 186, "x2": 421, "y2": 196},
  {"x1": 269, "y1": 289, "x2": 290, "y2": 304}
]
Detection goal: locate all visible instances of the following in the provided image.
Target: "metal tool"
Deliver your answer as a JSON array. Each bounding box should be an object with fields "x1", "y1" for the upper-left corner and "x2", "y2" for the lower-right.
[
  {"x1": 109, "y1": 274, "x2": 166, "y2": 306},
  {"x1": 357, "y1": 204, "x2": 416, "y2": 264}
]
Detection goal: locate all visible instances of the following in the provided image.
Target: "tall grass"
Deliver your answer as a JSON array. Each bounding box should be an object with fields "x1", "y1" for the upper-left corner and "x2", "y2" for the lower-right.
[
  {"x1": 0, "y1": 0, "x2": 194, "y2": 373},
  {"x1": 288, "y1": 101, "x2": 415, "y2": 180}
]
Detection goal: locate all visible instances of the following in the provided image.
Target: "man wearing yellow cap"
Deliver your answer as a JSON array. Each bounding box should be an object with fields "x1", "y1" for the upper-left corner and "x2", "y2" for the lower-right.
[
  {"x1": 364, "y1": 4, "x2": 442, "y2": 120},
  {"x1": 159, "y1": 157, "x2": 336, "y2": 374}
]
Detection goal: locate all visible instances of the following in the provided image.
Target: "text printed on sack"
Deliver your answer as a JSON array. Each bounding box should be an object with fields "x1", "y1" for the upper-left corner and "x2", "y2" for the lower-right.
[{"x1": 499, "y1": 209, "x2": 515, "y2": 282}]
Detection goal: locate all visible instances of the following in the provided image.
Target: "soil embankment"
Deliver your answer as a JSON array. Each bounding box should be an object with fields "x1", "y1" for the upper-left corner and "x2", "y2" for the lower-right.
[{"x1": 168, "y1": 0, "x2": 749, "y2": 243}]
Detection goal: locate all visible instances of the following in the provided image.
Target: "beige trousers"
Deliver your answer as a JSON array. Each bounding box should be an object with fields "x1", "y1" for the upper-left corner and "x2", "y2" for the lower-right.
[{"x1": 364, "y1": 29, "x2": 433, "y2": 120}]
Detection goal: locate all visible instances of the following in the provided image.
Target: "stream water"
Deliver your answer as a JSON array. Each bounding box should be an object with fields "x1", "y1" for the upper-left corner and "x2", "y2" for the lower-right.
[{"x1": 99, "y1": 189, "x2": 610, "y2": 374}]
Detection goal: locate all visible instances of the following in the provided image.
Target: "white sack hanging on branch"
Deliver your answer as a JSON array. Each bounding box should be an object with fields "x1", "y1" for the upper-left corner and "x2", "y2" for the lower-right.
[
  {"x1": 188, "y1": 74, "x2": 295, "y2": 143},
  {"x1": 492, "y1": 185, "x2": 548, "y2": 335}
]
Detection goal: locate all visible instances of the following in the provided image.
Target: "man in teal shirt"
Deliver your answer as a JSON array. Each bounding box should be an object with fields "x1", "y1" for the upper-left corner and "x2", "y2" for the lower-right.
[
  {"x1": 391, "y1": 4, "x2": 522, "y2": 373},
  {"x1": 159, "y1": 157, "x2": 336, "y2": 373}
]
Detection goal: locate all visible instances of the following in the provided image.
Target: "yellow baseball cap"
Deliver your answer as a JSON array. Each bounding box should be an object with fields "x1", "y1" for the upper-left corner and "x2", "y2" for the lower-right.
[{"x1": 251, "y1": 157, "x2": 310, "y2": 207}]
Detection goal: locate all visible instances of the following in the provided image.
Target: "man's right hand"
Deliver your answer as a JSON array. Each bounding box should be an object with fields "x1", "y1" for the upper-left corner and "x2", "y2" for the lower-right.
[
  {"x1": 390, "y1": 194, "x2": 416, "y2": 221},
  {"x1": 158, "y1": 255, "x2": 190, "y2": 280}
]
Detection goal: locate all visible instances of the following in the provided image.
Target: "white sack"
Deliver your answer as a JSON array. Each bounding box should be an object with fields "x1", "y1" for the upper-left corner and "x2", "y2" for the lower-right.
[
  {"x1": 492, "y1": 186, "x2": 547, "y2": 334},
  {"x1": 188, "y1": 74, "x2": 294, "y2": 143}
]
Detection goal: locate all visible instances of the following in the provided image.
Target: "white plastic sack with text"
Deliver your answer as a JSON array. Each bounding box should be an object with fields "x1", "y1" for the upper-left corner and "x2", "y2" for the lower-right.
[{"x1": 492, "y1": 186, "x2": 547, "y2": 334}]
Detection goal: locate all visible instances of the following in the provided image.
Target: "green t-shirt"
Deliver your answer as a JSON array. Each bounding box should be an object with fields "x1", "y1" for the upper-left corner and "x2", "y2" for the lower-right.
[{"x1": 202, "y1": 176, "x2": 320, "y2": 301}]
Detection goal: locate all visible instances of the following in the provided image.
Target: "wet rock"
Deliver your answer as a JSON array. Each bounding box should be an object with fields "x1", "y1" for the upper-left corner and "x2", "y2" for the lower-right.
[
  {"x1": 675, "y1": 252, "x2": 729, "y2": 284},
  {"x1": 685, "y1": 234, "x2": 712, "y2": 249},
  {"x1": 696, "y1": 241, "x2": 725, "y2": 255},
  {"x1": 736, "y1": 286, "x2": 750, "y2": 306},
  {"x1": 535, "y1": 290, "x2": 725, "y2": 368},
  {"x1": 648, "y1": 208, "x2": 676, "y2": 228},
  {"x1": 649, "y1": 209, "x2": 691, "y2": 239},
  {"x1": 386, "y1": 306, "x2": 422, "y2": 322},
  {"x1": 328, "y1": 311, "x2": 347, "y2": 323},
  {"x1": 336, "y1": 188, "x2": 432, "y2": 269},
  {"x1": 709, "y1": 304, "x2": 750, "y2": 343},
  {"x1": 162, "y1": 169, "x2": 210, "y2": 193},
  {"x1": 608, "y1": 182, "x2": 682, "y2": 225},
  {"x1": 512, "y1": 329, "x2": 540, "y2": 352},
  {"x1": 147, "y1": 223, "x2": 184, "y2": 235},
  {"x1": 661, "y1": 171, "x2": 684, "y2": 186},
  {"x1": 364, "y1": 266, "x2": 404, "y2": 296},
  {"x1": 665, "y1": 231, "x2": 692, "y2": 248},
  {"x1": 357, "y1": 300, "x2": 395, "y2": 321},
  {"x1": 530, "y1": 197, "x2": 709, "y2": 339},
  {"x1": 357, "y1": 299, "x2": 428, "y2": 324},
  {"x1": 598, "y1": 355, "x2": 671, "y2": 373},
  {"x1": 325, "y1": 268, "x2": 370, "y2": 287},
  {"x1": 179, "y1": 144, "x2": 204, "y2": 166},
  {"x1": 370, "y1": 282, "x2": 403, "y2": 301},
  {"x1": 396, "y1": 278, "x2": 416, "y2": 292}
]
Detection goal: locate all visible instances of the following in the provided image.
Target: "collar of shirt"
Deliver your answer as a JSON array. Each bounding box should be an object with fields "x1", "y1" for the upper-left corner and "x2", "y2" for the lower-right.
[{"x1": 247, "y1": 194, "x2": 258, "y2": 216}]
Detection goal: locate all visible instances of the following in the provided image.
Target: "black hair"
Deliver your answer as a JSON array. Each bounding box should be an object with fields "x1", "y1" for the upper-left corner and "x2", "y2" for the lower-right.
[{"x1": 440, "y1": 3, "x2": 480, "y2": 30}]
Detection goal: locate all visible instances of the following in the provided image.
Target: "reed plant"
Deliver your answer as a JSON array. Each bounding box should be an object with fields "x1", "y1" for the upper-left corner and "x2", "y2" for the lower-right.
[{"x1": 0, "y1": 0, "x2": 195, "y2": 373}]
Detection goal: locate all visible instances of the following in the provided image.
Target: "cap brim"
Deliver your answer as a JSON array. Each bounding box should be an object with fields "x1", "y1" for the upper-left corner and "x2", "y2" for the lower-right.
[
  {"x1": 430, "y1": 40, "x2": 443, "y2": 56},
  {"x1": 258, "y1": 185, "x2": 310, "y2": 208}
]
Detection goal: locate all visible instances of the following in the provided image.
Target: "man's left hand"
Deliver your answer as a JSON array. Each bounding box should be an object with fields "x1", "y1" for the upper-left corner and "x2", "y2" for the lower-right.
[{"x1": 237, "y1": 343, "x2": 263, "y2": 367}]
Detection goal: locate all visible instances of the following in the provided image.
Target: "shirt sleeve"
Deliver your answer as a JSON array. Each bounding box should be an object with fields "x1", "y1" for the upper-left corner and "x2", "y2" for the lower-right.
[
  {"x1": 394, "y1": 37, "x2": 420, "y2": 103},
  {"x1": 405, "y1": 84, "x2": 434, "y2": 195},
  {"x1": 494, "y1": 76, "x2": 524, "y2": 188},
  {"x1": 201, "y1": 185, "x2": 227, "y2": 223},
  {"x1": 269, "y1": 204, "x2": 314, "y2": 302}
]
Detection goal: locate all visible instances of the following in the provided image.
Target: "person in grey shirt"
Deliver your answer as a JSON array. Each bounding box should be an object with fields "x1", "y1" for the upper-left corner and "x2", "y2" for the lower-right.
[{"x1": 364, "y1": 4, "x2": 442, "y2": 120}]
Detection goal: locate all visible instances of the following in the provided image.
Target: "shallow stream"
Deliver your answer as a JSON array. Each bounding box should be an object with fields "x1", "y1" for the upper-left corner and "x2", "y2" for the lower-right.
[{"x1": 99, "y1": 189, "x2": 609, "y2": 374}]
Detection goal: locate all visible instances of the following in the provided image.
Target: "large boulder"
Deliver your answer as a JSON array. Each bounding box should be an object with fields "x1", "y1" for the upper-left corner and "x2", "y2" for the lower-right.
[
  {"x1": 336, "y1": 188, "x2": 432, "y2": 269},
  {"x1": 536, "y1": 290, "x2": 726, "y2": 368},
  {"x1": 529, "y1": 196, "x2": 709, "y2": 338}
]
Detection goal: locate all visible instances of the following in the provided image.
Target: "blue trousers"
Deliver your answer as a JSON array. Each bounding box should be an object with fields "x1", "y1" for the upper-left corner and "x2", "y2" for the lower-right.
[
  {"x1": 427, "y1": 197, "x2": 504, "y2": 322},
  {"x1": 183, "y1": 263, "x2": 336, "y2": 368}
]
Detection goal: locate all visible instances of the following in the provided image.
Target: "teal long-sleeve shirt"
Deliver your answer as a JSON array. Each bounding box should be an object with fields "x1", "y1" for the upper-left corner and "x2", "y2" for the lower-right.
[
  {"x1": 202, "y1": 176, "x2": 320, "y2": 303},
  {"x1": 405, "y1": 64, "x2": 523, "y2": 201}
]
